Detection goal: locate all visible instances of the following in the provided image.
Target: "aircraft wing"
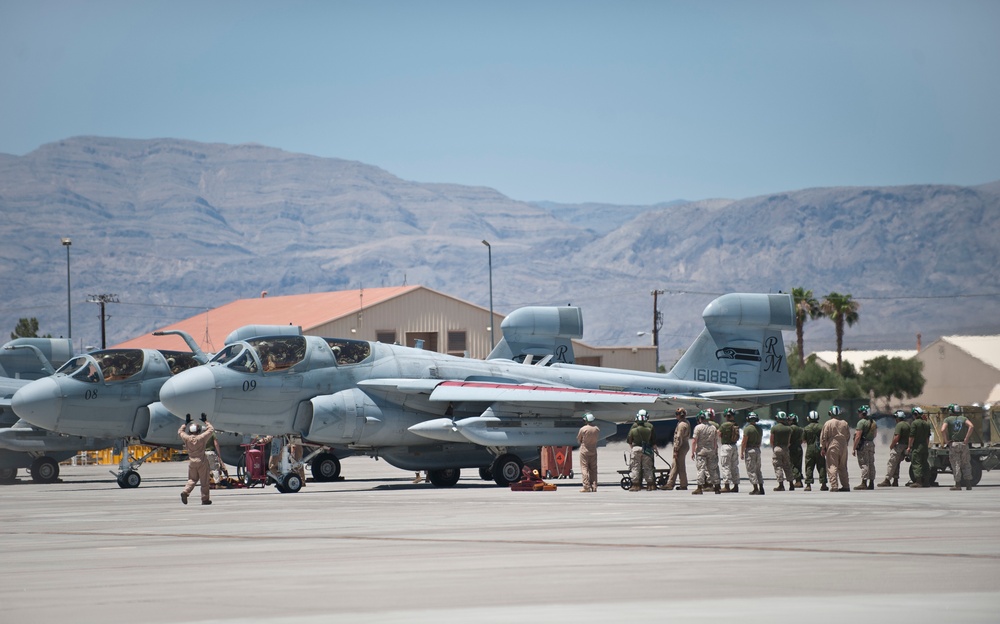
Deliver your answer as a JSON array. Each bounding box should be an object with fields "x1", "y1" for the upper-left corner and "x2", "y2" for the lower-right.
[{"x1": 428, "y1": 380, "x2": 660, "y2": 405}]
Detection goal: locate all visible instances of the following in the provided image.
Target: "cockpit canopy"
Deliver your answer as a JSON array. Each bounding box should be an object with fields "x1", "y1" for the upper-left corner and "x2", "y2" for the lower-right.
[
  {"x1": 54, "y1": 349, "x2": 201, "y2": 383},
  {"x1": 209, "y1": 336, "x2": 372, "y2": 373}
]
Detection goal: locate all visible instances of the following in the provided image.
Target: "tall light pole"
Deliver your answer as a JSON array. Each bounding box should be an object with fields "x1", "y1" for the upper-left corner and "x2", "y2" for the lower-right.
[
  {"x1": 61, "y1": 237, "x2": 72, "y2": 339},
  {"x1": 651, "y1": 289, "x2": 664, "y2": 371},
  {"x1": 481, "y1": 240, "x2": 494, "y2": 351}
]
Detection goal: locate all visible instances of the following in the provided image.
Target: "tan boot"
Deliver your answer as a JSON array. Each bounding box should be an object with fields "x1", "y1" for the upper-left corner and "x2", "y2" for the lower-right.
[
  {"x1": 647, "y1": 483, "x2": 657, "y2": 491},
  {"x1": 722, "y1": 483, "x2": 731, "y2": 493},
  {"x1": 691, "y1": 485, "x2": 704, "y2": 495},
  {"x1": 773, "y1": 483, "x2": 785, "y2": 491},
  {"x1": 854, "y1": 481, "x2": 867, "y2": 490},
  {"x1": 628, "y1": 484, "x2": 641, "y2": 492},
  {"x1": 804, "y1": 484, "x2": 812, "y2": 491}
]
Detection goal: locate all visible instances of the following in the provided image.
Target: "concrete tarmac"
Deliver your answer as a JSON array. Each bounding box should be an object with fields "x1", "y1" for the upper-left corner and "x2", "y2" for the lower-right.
[{"x1": 3, "y1": 442, "x2": 999, "y2": 624}]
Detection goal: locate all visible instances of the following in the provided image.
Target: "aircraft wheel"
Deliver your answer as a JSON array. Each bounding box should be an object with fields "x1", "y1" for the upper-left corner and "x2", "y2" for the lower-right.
[
  {"x1": 119, "y1": 470, "x2": 142, "y2": 489},
  {"x1": 970, "y1": 459, "x2": 983, "y2": 486},
  {"x1": 0, "y1": 468, "x2": 17, "y2": 484},
  {"x1": 428, "y1": 468, "x2": 460, "y2": 487},
  {"x1": 491, "y1": 454, "x2": 523, "y2": 487},
  {"x1": 30, "y1": 457, "x2": 60, "y2": 484},
  {"x1": 478, "y1": 466, "x2": 492, "y2": 481},
  {"x1": 311, "y1": 453, "x2": 341, "y2": 482},
  {"x1": 280, "y1": 473, "x2": 302, "y2": 494},
  {"x1": 620, "y1": 476, "x2": 633, "y2": 490}
]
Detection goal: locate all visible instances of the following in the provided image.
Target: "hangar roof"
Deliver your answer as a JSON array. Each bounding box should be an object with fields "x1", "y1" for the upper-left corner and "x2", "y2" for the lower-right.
[
  {"x1": 113, "y1": 285, "x2": 421, "y2": 352},
  {"x1": 936, "y1": 335, "x2": 1000, "y2": 371}
]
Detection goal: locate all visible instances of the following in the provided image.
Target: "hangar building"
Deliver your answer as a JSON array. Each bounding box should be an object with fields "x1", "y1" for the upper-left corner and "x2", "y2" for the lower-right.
[{"x1": 114, "y1": 285, "x2": 657, "y2": 371}]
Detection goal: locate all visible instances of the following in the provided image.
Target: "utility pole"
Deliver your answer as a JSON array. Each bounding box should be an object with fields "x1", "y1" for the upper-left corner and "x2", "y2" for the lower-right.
[
  {"x1": 87, "y1": 294, "x2": 119, "y2": 349},
  {"x1": 651, "y1": 289, "x2": 665, "y2": 371}
]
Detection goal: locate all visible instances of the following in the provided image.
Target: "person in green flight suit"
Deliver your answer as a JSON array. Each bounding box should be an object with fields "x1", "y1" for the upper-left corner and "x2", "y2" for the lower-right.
[
  {"x1": 802, "y1": 410, "x2": 828, "y2": 491},
  {"x1": 626, "y1": 409, "x2": 657, "y2": 491},
  {"x1": 906, "y1": 407, "x2": 932, "y2": 487}
]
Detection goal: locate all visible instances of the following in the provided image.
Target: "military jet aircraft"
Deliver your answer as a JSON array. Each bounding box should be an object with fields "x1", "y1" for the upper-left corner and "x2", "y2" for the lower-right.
[
  {"x1": 10, "y1": 326, "x2": 303, "y2": 487},
  {"x1": 155, "y1": 292, "x2": 826, "y2": 491},
  {"x1": 0, "y1": 338, "x2": 116, "y2": 484}
]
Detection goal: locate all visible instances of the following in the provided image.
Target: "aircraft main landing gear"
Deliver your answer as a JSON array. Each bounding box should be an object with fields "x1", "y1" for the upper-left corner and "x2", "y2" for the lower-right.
[
  {"x1": 490, "y1": 453, "x2": 524, "y2": 487},
  {"x1": 30, "y1": 456, "x2": 60, "y2": 483}
]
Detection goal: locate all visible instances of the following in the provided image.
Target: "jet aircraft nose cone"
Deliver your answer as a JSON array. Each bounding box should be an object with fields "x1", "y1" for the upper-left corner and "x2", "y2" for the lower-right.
[
  {"x1": 159, "y1": 366, "x2": 219, "y2": 420},
  {"x1": 11, "y1": 377, "x2": 63, "y2": 430}
]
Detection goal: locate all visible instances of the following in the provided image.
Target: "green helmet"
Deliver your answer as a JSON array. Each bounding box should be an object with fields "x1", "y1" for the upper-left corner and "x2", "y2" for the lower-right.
[
  {"x1": 911, "y1": 406, "x2": 925, "y2": 417},
  {"x1": 746, "y1": 412, "x2": 759, "y2": 422},
  {"x1": 776, "y1": 410, "x2": 787, "y2": 421},
  {"x1": 948, "y1": 404, "x2": 962, "y2": 414},
  {"x1": 723, "y1": 408, "x2": 737, "y2": 419},
  {"x1": 789, "y1": 413, "x2": 799, "y2": 424},
  {"x1": 829, "y1": 405, "x2": 843, "y2": 417},
  {"x1": 857, "y1": 405, "x2": 870, "y2": 416}
]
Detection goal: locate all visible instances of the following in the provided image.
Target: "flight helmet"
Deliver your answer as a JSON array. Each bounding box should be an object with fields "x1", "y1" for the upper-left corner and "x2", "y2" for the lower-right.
[
  {"x1": 583, "y1": 412, "x2": 595, "y2": 423},
  {"x1": 894, "y1": 410, "x2": 907, "y2": 420},
  {"x1": 776, "y1": 410, "x2": 787, "y2": 421},
  {"x1": 746, "y1": 412, "x2": 759, "y2": 422},
  {"x1": 807, "y1": 410, "x2": 819, "y2": 422},
  {"x1": 948, "y1": 404, "x2": 962, "y2": 414},
  {"x1": 911, "y1": 406, "x2": 925, "y2": 417},
  {"x1": 636, "y1": 409, "x2": 648, "y2": 422},
  {"x1": 704, "y1": 408, "x2": 716, "y2": 420},
  {"x1": 187, "y1": 422, "x2": 202, "y2": 435},
  {"x1": 723, "y1": 408, "x2": 737, "y2": 419},
  {"x1": 858, "y1": 405, "x2": 870, "y2": 416},
  {"x1": 829, "y1": 405, "x2": 842, "y2": 417},
  {"x1": 675, "y1": 408, "x2": 687, "y2": 418},
  {"x1": 789, "y1": 413, "x2": 799, "y2": 424}
]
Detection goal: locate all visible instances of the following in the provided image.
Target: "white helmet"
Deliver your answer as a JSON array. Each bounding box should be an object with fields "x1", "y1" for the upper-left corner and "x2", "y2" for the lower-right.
[
  {"x1": 807, "y1": 410, "x2": 819, "y2": 422},
  {"x1": 187, "y1": 423, "x2": 202, "y2": 435},
  {"x1": 636, "y1": 409, "x2": 648, "y2": 422},
  {"x1": 583, "y1": 412, "x2": 595, "y2": 423}
]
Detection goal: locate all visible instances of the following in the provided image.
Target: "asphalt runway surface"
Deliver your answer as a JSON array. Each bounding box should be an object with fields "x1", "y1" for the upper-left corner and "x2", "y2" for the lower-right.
[{"x1": 3, "y1": 442, "x2": 999, "y2": 624}]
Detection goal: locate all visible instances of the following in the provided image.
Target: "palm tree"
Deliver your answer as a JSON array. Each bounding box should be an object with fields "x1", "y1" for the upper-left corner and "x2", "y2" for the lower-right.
[
  {"x1": 792, "y1": 287, "x2": 823, "y2": 367},
  {"x1": 820, "y1": 292, "x2": 860, "y2": 374}
]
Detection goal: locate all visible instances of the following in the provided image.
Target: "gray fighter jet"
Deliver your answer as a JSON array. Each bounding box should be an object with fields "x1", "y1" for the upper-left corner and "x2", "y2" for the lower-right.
[
  {"x1": 9, "y1": 327, "x2": 301, "y2": 487},
  {"x1": 0, "y1": 338, "x2": 116, "y2": 484},
  {"x1": 150, "y1": 292, "x2": 827, "y2": 491}
]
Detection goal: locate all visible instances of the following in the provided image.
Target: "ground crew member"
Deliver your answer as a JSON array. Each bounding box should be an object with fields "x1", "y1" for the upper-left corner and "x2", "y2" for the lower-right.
[
  {"x1": 627, "y1": 409, "x2": 657, "y2": 491},
  {"x1": 577, "y1": 412, "x2": 600, "y2": 492},
  {"x1": 770, "y1": 411, "x2": 794, "y2": 491},
  {"x1": 878, "y1": 410, "x2": 910, "y2": 487},
  {"x1": 907, "y1": 407, "x2": 932, "y2": 487},
  {"x1": 853, "y1": 405, "x2": 877, "y2": 490},
  {"x1": 789, "y1": 413, "x2": 805, "y2": 488},
  {"x1": 718, "y1": 409, "x2": 740, "y2": 492},
  {"x1": 178, "y1": 414, "x2": 215, "y2": 505},
  {"x1": 288, "y1": 434, "x2": 306, "y2": 487},
  {"x1": 741, "y1": 412, "x2": 764, "y2": 495},
  {"x1": 820, "y1": 406, "x2": 850, "y2": 492},
  {"x1": 662, "y1": 408, "x2": 690, "y2": 490},
  {"x1": 941, "y1": 404, "x2": 975, "y2": 490},
  {"x1": 802, "y1": 410, "x2": 827, "y2": 491},
  {"x1": 691, "y1": 410, "x2": 721, "y2": 494}
]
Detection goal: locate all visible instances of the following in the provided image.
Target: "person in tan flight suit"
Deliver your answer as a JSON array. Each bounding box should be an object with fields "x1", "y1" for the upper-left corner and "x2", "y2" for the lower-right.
[
  {"x1": 577, "y1": 412, "x2": 600, "y2": 492},
  {"x1": 820, "y1": 405, "x2": 851, "y2": 492},
  {"x1": 179, "y1": 414, "x2": 216, "y2": 505},
  {"x1": 662, "y1": 408, "x2": 690, "y2": 490}
]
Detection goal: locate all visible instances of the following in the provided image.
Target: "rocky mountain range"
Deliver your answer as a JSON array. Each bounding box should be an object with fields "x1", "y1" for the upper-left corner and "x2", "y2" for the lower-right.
[{"x1": 2, "y1": 136, "x2": 998, "y2": 365}]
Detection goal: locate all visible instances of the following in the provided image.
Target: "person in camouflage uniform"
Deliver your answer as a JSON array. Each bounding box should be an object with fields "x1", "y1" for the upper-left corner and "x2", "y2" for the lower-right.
[
  {"x1": 852, "y1": 405, "x2": 877, "y2": 490},
  {"x1": 802, "y1": 410, "x2": 827, "y2": 491},
  {"x1": 906, "y1": 407, "x2": 932, "y2": 487},
  {"x1": 788, "y1": 413, "x2": 805, "y2": 488},
  {"x1": 878, "y1": 410, "x2": 910, "y2": 487},
  {"x1": 741, "y1": 412, "x2": 764, "y2": 495},
  {"x1": 690, "y1": 410, "x2": 721, "y2": 494},
  {"x1": 770, "y1": 411, "x2": 795, "y2": 491},
  {"x1": 941, "y1": 404, "x2": 975, "y2": 490},
  {"x1": 718, "y1": 409, "x2": 741, "y2": 493}
]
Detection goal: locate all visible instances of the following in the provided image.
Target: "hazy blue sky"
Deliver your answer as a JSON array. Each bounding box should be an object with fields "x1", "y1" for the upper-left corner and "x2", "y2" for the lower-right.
[{"x1": 2, "y1": 1, "x2": 998, "y2": 204}]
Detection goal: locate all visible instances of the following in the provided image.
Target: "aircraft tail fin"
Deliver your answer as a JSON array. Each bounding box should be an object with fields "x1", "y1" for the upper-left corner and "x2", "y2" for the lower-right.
[
  {"x1": 668, "y1": 293, "x2": 794, "y2": 391},
  {"x1": 487, "y1": 306, "x2": 582, "y2": 365}
]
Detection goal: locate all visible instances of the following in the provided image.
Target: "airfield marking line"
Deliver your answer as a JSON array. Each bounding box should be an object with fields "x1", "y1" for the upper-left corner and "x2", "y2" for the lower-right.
[{"x1": 15, "y1": 530, "x2": 1000, "y2": 561}]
